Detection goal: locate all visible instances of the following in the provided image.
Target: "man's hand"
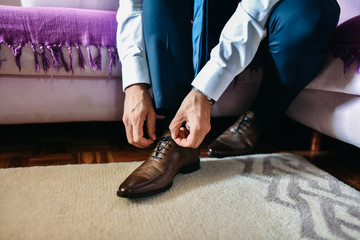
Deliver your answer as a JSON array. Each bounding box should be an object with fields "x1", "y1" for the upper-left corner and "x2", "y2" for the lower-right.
[
  {"x1": 169, "y1": 89, "x2": 212, "y2": 148},
  {"x1": 122, "y1": 84, "x2": 157, "y2": 148}
]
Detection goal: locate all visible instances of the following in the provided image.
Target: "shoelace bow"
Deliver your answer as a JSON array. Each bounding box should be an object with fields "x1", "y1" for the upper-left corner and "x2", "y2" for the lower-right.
[{"x1": 151, "y1": 136, "x2": 173, "y2": 161}]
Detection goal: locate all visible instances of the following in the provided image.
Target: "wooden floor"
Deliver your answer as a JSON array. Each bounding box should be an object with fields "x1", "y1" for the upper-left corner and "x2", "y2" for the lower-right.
[{"x1": 0, "y1": 117, "x2": 359, "y2": 190}]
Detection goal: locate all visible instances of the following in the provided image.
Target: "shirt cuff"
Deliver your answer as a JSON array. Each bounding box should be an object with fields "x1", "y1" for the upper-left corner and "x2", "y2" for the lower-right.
[
  {"x1": 191, "y1": 60, "x2": 235, "y2": 101},
  {"x1": 121, "y1": 56, "x2": 151, "y2": 91}
]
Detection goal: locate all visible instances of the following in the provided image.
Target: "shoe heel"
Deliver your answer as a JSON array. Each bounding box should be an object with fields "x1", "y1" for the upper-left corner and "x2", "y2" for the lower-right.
[{"x1": 179, "y1": 159, "x2": 200, "y2": 174}]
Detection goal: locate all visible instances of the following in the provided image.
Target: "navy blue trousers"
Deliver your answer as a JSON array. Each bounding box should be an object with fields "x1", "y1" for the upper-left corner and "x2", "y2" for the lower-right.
[{"x1": 143, "y1": 0, "x2": 340, "y2": 128}]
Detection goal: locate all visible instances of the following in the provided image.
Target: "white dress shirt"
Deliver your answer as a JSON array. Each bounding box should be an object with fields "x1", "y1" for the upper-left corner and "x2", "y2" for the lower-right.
[{"x1": 116, "y1": 0, "x2": 280, "y2": 102}]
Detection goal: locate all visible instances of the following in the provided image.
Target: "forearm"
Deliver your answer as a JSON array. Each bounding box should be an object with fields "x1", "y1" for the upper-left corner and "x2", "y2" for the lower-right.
[
  {"x1": 116, "y1": 0, "x2": 151, "y2": 91},
  {"x1": 192, "y1": 0, "x2": 280, "y2": 101}
]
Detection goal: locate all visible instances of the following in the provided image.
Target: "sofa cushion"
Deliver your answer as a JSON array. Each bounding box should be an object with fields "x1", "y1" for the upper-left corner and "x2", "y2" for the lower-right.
[
  {"x1": 297, "y1": 15, "x2": 360, "y2": 96},
  {"x1": 336, "y1": 0, "x2": 360, "y2": 24},
  {"x1": 287, "y1": 89, "x2": 360, "y2": 148}
]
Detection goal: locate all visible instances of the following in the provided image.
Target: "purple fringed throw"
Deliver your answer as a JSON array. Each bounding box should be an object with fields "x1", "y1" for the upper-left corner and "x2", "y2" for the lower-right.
[
  {"x1": 330, "y1": 15, "x2": 360, "y2": 74},
  {"x1": 0, "y1": 5, "x2": 119, "y2": 77}
]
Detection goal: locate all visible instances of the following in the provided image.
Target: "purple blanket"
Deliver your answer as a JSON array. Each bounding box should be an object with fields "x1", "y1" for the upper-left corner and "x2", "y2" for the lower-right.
[
  {"x1": 0, "y1": 5, "x2": 118, "y2": 76},
  {"x1": 0, "y1": 6, "x2": 359, "y2": 76}
]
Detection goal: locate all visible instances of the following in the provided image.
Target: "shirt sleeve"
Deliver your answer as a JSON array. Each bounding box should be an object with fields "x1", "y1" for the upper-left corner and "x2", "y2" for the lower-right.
[
  {"x1": 116, "y1": 0, "x2": 151, "y2": 91},
  {"x1": 191, "y1": 0, "x2": 280, "y2": 101}
]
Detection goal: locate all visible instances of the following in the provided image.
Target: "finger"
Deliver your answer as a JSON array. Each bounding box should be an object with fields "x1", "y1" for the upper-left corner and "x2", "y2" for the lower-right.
[
  {"x1": 169, "y1": 116, "x2": 184, "y2": 140},
  {"x1": 124, "y1": 122, "x2": 151, "y2": 148},
  {"x1": 185, "y1": 122, "x2": 191, "y2": 132},
  {"x1": 133, "y1": 119, "x2": 153, "y2": 148},
  {"x1": 124, "y1": 121, "x2": 134, "y2": 145},
  {"x1": 192, "y1": 125, "x2": 210, "y2": 148},
  {"x1": 178, "y1": 126, "x2": 189, "y2": 139},
  {"x1": 147, "y1": 111, "x2": 157, "y2": 141},
  {"x1": 186, "y1": 128, "x2": 200, "y2": 147},
  {"x1": 174, "y1": 127, "x2": 199, "y2": 148},
  {"x1": 187, "y1": 118, "x2": 211, "y2": 148},
  {"x1": 179, "y1": 123, "x2": 206, "y2": 148},
  {"x1": 188, "y1": 132, "x2": 203, "y2": 148},
  {"x1": 132, "y1": 136, "x2": 153, "y2": 148},
  {"x1": 174, "y1": 135, "x2": 197, "y2": 148}
]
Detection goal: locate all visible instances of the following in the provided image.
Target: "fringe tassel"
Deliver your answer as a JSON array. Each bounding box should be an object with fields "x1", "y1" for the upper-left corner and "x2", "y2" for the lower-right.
[
  {"x1": 332, "y1": 47, "x2": 360, "y2": 74},
  {"x1": 59, "y1": 44, "x2": 70, "y2": 72},
  {"x1": 108, "y1": 47, "x2": 113, "y2": 78},
  {"x1": 75, "y1": 43, "x2": 86, "y2": 70},
  {"x1": 0, "y1": 44, "x2": 6, "y2": 67},
  {"x1": 94, "y1": 45, "x2": 102, "y2": 71},
  {"x1": 2, "y1": 42, "x2": 118, "y2": 76},
  {"x1": 6, "y1": 43, "x2": 25, "y2": 71},
  {"x1": 39, "y1": 44, "x2": 53, "y2": 77},
  {"x1": 14, "y1": 43, "x2": 23, "y2": 71},
  {"x1": 47, "y1": 44, "x2": 62, "y2": 71},
  {"x1": 108, "y1": 46, "x2": 118, "y2": 78},
  {"x1": 68, "y1": 45, "x2": 74, "y2": 75},
  {"x1": 30, "y1": 44, "x2": 40, "y2": 72},
  {"x1": 87, "y1": 46, "x2": 97, "y2": 71}
]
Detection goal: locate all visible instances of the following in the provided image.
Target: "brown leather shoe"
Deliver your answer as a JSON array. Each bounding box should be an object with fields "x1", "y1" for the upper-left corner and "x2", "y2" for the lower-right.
[
  {"x1": 117, "y1": 132, "x2": 200, "y2": 198},
  {"x1": 207, "y1": 111, "x2": 262, "y2": 158}
]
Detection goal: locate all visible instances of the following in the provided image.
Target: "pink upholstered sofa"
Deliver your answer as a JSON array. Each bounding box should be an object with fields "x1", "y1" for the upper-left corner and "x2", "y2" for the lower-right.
[{"x1": 0, "y1": 0, "x2": 359, "y2": 149}]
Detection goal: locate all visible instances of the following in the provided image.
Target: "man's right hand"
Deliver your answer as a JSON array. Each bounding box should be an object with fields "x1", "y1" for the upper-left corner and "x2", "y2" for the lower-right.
[{"x1": 122, "y1": 84, "x2": 157, "y2": 148}]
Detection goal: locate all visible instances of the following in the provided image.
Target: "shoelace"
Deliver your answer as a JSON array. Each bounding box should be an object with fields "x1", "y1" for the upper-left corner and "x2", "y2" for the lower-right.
[
  {"x1": 151, "y1": 136, "x2": 173, "y2": 161},
  {"x1": 236, "y1": 116, "x2": 254, "y2": 134}
]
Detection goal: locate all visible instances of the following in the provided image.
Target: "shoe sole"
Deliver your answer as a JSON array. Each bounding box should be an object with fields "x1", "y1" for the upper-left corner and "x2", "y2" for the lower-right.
[
  {"x1": 116, "y1": 159, "x2": 200, "y2": 199},
  {"x1": 206, "y1": 149, "x2": 254, "y2": 158}
]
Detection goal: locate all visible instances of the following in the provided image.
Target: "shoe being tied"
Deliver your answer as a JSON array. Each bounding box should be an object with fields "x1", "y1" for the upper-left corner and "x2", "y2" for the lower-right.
[
  {"x1": 207, "y1": 111, "x2": 262, "y2": 158},
  {"x1": 117, "y1": 132, "x2": 200, "y2": 198}
]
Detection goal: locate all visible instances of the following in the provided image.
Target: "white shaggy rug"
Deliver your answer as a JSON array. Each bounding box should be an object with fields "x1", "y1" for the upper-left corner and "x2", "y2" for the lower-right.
[{"x1": 0, "y1": 153, "x2": 359, "y2": 240}]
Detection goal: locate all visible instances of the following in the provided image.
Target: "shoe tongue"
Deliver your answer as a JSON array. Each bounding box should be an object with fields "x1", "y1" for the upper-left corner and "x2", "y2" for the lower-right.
[
  {"x1": 245, "y1": 111, "x2": 255, "y2": 120},
  {"x1": 151, "y1": 134, "x2": 173, "y2": 161},
  {"x1": 158, "y1": 135, "x2": 172, "y2": 143},
  {"x1": 162, "y1": 130, "x2": 171, "y2": 137},
  {"x1": 157, "y1": 130, "x2": 174, "y2": 147},
  {"x1": 157, "y1": 131, "x2": 174, "y2": 144}
]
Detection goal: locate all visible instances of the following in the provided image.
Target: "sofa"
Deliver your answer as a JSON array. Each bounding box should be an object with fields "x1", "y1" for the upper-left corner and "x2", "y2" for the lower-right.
[{"x1": 0, "y1": 0, "x2": 359, "y2": 149}]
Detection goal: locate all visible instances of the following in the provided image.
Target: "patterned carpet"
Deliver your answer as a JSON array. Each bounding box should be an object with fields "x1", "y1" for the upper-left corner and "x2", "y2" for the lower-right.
[{"x1": 0, "y1": 153, "x2": 359, "y2": 240}]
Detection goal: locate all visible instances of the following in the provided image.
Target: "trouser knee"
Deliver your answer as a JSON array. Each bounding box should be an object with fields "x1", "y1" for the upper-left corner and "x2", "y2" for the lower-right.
[
  {"x1": 251, "y1": 0, "x2": 339, "y2": 128},
  {"x1": 267, "y1": 0, "x2": 339, "y2": 88}
]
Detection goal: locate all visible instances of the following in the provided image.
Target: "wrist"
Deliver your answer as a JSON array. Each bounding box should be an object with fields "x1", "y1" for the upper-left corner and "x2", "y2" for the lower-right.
[
  {"x1": 192, "y1": 86, "x2": 216, "y2": 105},
  {"x1": 125, "y1": 83, "x2": 149, "y2": 93}
]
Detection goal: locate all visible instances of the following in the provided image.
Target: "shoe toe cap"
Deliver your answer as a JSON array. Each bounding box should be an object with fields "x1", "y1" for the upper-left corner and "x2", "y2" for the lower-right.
[
  {"x1": 207, "y1": 140, "x2": 234, "y2": 156},
  {"x1": 117, "y1": 176, "x2": 152, "y2": 198},
  {"x1": 117, "y1": 182, "x2": 134, "y2": 197}
]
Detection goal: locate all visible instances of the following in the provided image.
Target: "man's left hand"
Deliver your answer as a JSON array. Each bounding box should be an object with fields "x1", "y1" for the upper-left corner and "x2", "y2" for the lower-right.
[{"x1": 169, "y1": 89, "x2": 212, "y2": 148}]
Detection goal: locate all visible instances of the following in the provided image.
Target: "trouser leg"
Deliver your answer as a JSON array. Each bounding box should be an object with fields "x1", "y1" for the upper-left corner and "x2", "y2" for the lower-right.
[
  {"x1": 142, "y1": 0, "x2": 194, "y2": 112},
  {"x1": 250, "y1": 0, "x2": 340, "y2": 129},
  {"x1": 193, "y1": 0, "x2": 239, "y2": 74}
]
